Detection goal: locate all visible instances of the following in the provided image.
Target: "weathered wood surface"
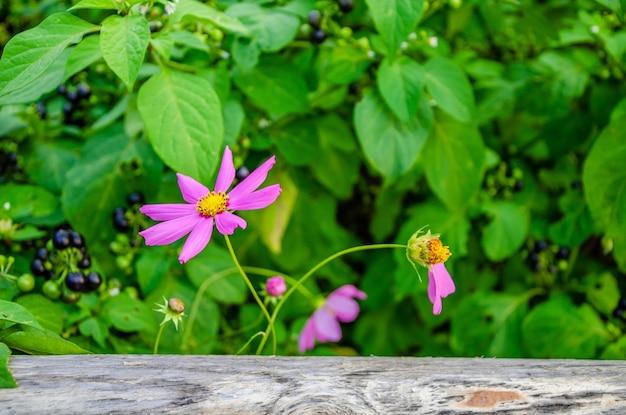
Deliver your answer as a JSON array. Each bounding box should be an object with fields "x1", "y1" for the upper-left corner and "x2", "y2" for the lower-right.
[{"x1": 1, "y1": 355, "x2": 625, "y2": 414}]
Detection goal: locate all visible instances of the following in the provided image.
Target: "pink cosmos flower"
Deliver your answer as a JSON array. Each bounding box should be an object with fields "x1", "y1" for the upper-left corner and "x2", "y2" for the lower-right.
[
  {"x1": 139, "y1": 146, "x2": 281, "y2": 263},
  {"x1": 265, "y1": 276, "x2": 286, "y2": 297},
  {"x1": 298, "y1": 284, "x2": 366, "y2": 353},
  {"x1": 428, "y1": 263, "x2": 455, "y2": 315}
]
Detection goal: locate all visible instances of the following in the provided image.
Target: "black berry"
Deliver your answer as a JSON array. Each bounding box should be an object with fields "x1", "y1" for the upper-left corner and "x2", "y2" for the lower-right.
[
  {"x1": 52, "y1": 229, "x2": 71, "y2": 250},
  {"x1": 62, "y1": 102, "x2": 74, "y2": 117},
  {"x1": 113, "y1": 207, "x2": 130, "y2": 232},
  {"x1": 30, "y1": 259, "x2": 45, "y2": 276},
  {"x1": 77, "y1": 253, "x2": 91, "y2": 269},
  {"x1": 338, "y1": 0, "x2": 354, "y2": 13},
  {"x1": 513, "y1": 180, "x2": 524, "y2": 192},
  {"x1": 65, "y1": 90, "x2": 79, "y2": 102},
  {"x1": 534, "y1": 240, "x2": 548, "y2": 252},
  {"x1": 35, "y1": 247, "x2": 49, "y2": 261},
  {"x1": 68, "y1": 231, "x2": 85, "y2": 249},
  {"x1": 236, "y1": 166, "x2": 250, "y2": 182},
  {"x1": 126, "y1": 191, "x2": 145, "y2": 206},
  {"x1": 556, "y1": 247, "x2": 570, "y2": 259},
  {"x1": 308, "y1": 10, "x2": 322, "y2": 29},
  {"x1": 84, "y1": 271, "x2": 102, "y2": 292},
  {"x1": 65, "y1": 271, "x2": 86, "y2": 292},
  {"x1": 311, "y1": 29, "x2": 327, "y2": 44},
  {"x1": 571, "y1": 181, "x2": 583, "y2": 190},
  {"x1": 36, "y1": 102, "x2": 47, "y2": 119},
  {"x1": 57, "y1": 84, "x2": 68, "y2": 96},
  {"x1": 76, "y1": 83, "x2": 91, "y2": 100}
]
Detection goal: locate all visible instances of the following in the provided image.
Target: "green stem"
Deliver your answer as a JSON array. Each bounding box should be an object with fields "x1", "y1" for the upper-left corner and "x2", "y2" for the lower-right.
[
  {"x1": 242, "y1": 266, "x2": 314, "y2": 299},
  {"x1": 255, "y1": 243, "x2": 406, "y2": 354},
  {"x1": 153, "y1": 324, "x2": 165, "y2": 354},
  {"x1": 224, "y1": 235, "x2": 276, "y2": 355}
]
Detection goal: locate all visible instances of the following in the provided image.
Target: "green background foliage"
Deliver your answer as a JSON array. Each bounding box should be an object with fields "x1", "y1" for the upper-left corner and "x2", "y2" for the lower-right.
[{"x1": 0, "y1": 0, "x2": 625, "y2": 370}]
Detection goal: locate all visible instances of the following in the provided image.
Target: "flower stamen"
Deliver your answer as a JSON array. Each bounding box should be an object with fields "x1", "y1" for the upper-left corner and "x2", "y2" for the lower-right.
[
  {"x1": 427, "y1": 238, "x2": 451, "y2": 265},
  {"x1": 196, "y1": 192, "x2": 228, "y2": 217}
]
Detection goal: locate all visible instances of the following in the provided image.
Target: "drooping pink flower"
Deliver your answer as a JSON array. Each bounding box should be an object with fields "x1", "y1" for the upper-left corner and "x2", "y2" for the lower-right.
[
  {"x1": 298, "y1": 284, "x2": 366, "y2": 353},
  {"x1": 428, "y1": 263, "x2": 455, "y2": 315},
  {"x1": 139, "y1": 146, "x2": 281, "y2": 263},
  {"x1": 265, "y1": 276, "x2": 286, "y2": 297}
]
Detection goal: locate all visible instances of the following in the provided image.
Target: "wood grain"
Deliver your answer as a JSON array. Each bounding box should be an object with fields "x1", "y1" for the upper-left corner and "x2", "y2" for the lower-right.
[{"x1": 1, "y1": 355, "x2": 625, "y2": 414}]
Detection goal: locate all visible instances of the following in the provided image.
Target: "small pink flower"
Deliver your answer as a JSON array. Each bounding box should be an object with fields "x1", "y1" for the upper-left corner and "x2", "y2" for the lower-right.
[
  {"x1": 266, "y1": 276, "x2": 286, "y2": 297},
  {"x1": 428, "y1": 263, "x2": 455, "y2": 315},
  {"x1": 139, "y1": 146, "x2": 281, "y2": 263},
  {"x1": 298, "y1": 284, "x2": 366, "y2": 353}
]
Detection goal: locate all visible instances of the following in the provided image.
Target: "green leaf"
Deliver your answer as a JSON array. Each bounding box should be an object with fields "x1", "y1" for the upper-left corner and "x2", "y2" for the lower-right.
[
  {"x1": 64, "y1": 35, "x2": 102, "y2": 82},
  {"x1": 223, "y1": 99, "x2": 244, "y2": 146},
  {"x1": 581, "y1": 272, "x2": 620, "y2": 316},
  {"x1": 364, "y1": 0, "x2": 425, "y2": 56},
  {"x1": 15, "y1": 294, "x2": 63, "y2": 334},
  {"x1": 69, "y1": 0, "x2": 119, "y2": 10},
  {"x1": 270, "y1": 120, "x2": 320, "y2": 166},
  {"x1": 451, "y1": 292, "x2": 529, "y2": 357},
  {"x1": 232, "y1": 37, "x2": 260, "y2": 71},
  {"x1": 78, "y1": 317, "x2": 109, "y2": 348},
  {"x1": 422, "y1": 114, "x2": 484, "y2": 211},
  {"x1": 137, "y1": 69, "x2": 223, "y2": 183},
  {"x1": 583, "y1": 115, "x2": 626, "y2": 271},
  {"x1": 23, "y1": 138, "x2": 78, "y2": 193},
  {"x1": 424, "y1": 57, "x2": 475, "y2": 122},
  {"x1": 522, "y1": 294, "x2": 609, "y2": 358},
  {"x1": 481, "y1": 202, "x2": 529, "y2": 262},
  {"x1": 170, "y1": 0, "x2": 250, "y2": 36},
  {"x1": 0, "y1": 343, "x2": 17, "y2": 388},
  {"x1": 316, "y1": 46, "x2": 372, "y2": 85},
  {"x1": 2, "y1": 326, "x2": 89, "y2": 355},
  {"x1": 354, "y1": 88, "x2": 432, "y2": 182},
  {"x1": 595, "y1": 0, "x2": 625, "y2": 19},
  {"x1": 136, "y1": 247, "x2": 174, "y2": 295},
  {"x1": 0, "y1": 184, "x2": 58, "y2": 222},
  {"x1": 226, "y1": 3, "x2": 299, "y2": 51},
  {"x1": 102, "y1": 293, "x2": 156, "y2": 334},
  {"x1": 185, "y1": 245, "x2": 246, "y2": 304},
  {"x1": 100, "y1": 14, "x2": 150, "y2": 90},
  {"x1": 377, "y1": 56, "x2": 425, "y2": 123},
  {"x1": 261, "y1": 171, "x2": 296, "y2": 254},
  {"x1": 0, "y1": 13, "x2": 96, "y2": 97},
  {"x1": 234, "y1": 55, "x2": 308, "y2": 117},
  {"x1": 0, "y1": 107, "x2": 27, "y2": 137},
  {"x1": 0, "y1": 300, "x2": 43, "y2": 330}
]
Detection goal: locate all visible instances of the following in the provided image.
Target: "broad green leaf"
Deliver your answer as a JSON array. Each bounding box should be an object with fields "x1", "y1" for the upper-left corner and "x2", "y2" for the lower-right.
[
  {"x1": 581, "y1": 272, "x2": 620, "y2": 316},
  {"x1": 232, "y1": 37, "x2": 260, "y2": 71},
  {"x1": 481, "y1": 202, "x2": 529, "y2": 262},
  {"x1": 69, "y1": 0, "x2": 119, "y2": 10},
  {"x1": 100, "y1": 14, "x2": 150, "y2": 90},
  {"x1": 2, "y1": 326, "x2": 90, "y2": 355},
  {"x1": 0, "y1": 343, "x2": 17, "y2": 388},
  {"x1": 15, "y1": 295, "x2": 63, "y2": 334},
  {"x1": 270, "y1": 120, "x2": 320, "y2": 165},
  {"x1": 223, "y1": 99, "x2": 244, "y2": 146},
  {"x1": 234, "y1": 55, "x2": 308, "y2": 117},
  {"x1": 64, "y1": 35, "x2": 102, "y2": 82},
  {"x1": 78, "y1": 317, "x2": 109, "y2": 348},
  {"x1": 0, "y1": 300, "x2": 44, "y2": 330},
  {"x1": 364, "y1": 0, "x2": 425, "y2": 56},
  {"x1": 595, "y1": 0, "x2": 625, "y2": 19},
  {"x1": 377, "y1": 56, "x2": 425, "y2": 123},
  {"x1": 226, "y1": 3, "x2": 299, "y2": 51},
  {"x1": 316, "y1": 46, "x2": 372, "y2": 85},
  {"x1": 102, "y1": 293, "x2": 156, "y2": 334},
  {"x1": 169, "y1": 30, "x2": 209, "y2": 52},
  {"x1": 137, "y1": 69, "x2": 223, "y2": 183},
  {"x1": 261, "y1": 171, "x2": 297, "y2": 254},
  {"x1": 170, "y1": 0, "x2": 250, "y2": 36},
  {"x1": 0, "y1": 107, "x2": 27, "y2": 137},
  {"x1": 451, "y1": 292, "x2": 529, "y2": 357},
  {"x1": 185, "y1": 245, "x2": 246, "y2": 304},
  {"x1": 136, "y1": 247, "x2": 175, "y2": 296},
  {"x1": 23, "y1": 138, "x2": 78, "y2": 193},
  {"x1": 549, "y1": 190, "x2": 595, "y2": 248},
  {"x1": 424, "y1": 57, "x2": 475, "y2": 122},
  {"x1": 354, "y1": 88, "x2": 432, "y2": 182},
  {"x1": 0, "y1": 13, "x2": 97, "y2": 97},
  {"x1": 522, "y1": 294, "x2": 609, "y2": 358},
  {"x1": 150, "y1": 33, "x2": 174, "y2": 61},
  {"x1": 0, "y1": 184, "x2": 58, "y2": 222},
  {"x1": 583, "y1": 115, "x2": 626, "y2": 271},
  {"x1": 11, "y1": 226, "x2": 47, "y2": 241},
  {"x1": 422, "y1": 114, "x2": 484, "y2": 211}
]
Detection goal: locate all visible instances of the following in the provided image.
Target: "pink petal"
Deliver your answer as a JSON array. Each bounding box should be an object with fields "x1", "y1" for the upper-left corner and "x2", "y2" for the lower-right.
[
  {"x1": 139, "y1": 203, "x2": 197, "y2": 221},
  {"x1": 177, "y1": 173, "x2": 209, "y2": 204},
  {"x1": 214, "y1": 146, "x2": 235, "y2": 193},
  {"x1": 428, "y1": 270, "x2": 437, "y2": 305},
  {"x1": 325, "y1": 296, "x2": 360, "y2": 323},
  {"x1": 227, "y1": 156, "x2": 276, "y2": 201},
  {"x1": 214, "y1": 211, "x2": 247, "y2": 235},
  {"x1": 178, "y1": 216, "x2": 213, "y2": 263},
  {"x1": 228, "y1": 184, "x2": 282, "y2": 211},
  {"x1": 139, "y1": 214, "x2": 199, "y2": 246},
  {"x1": 432, "y1": 263, "x2": 455, "y2": 298},
  {"x1": 330, "y1": 284, "x2": 367, "y2": 300},
  {"x1": 298, "y1": 318, "x2": 316, "y2": 353},
  {"x1": 313, "y1": 308, "x2": 341, "y2": 342}
]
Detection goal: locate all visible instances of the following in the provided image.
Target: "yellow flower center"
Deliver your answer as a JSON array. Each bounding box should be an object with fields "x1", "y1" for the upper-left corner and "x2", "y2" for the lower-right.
[
  {"x1": 428, "y1": 238, "x2": 451, "y2": 264},
  {"x1": 196, "y1": 192, "x2": 228, "y2": 217}
]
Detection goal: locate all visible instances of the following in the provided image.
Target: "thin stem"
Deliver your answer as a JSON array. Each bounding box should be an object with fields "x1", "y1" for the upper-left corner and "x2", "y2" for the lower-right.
[
  {"x1": 242, "y1": 266, "x2": 315, "y2": 299},
  {"x1": 224, "y1": 235, "x2": 276, "y2": 355},
  {"x1": 256, "y1": 243, "x2": 406, "y2": 354},
  {"x1": 153, "y1": 324, "x2": 165, "y2": 354}
]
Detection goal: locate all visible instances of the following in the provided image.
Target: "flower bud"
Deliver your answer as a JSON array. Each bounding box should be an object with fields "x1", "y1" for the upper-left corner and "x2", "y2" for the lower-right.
[
  {"x1": 406, "y1": 228, "x2": 451, "y2": 269},
  {"x1": 266, "y1": 276, "x2": 286, "y2": 297}
]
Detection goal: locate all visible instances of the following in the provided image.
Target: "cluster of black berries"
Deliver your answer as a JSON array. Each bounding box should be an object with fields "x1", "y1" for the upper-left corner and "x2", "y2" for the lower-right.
[
  {"x1": 110, "y1": 192, "x2": 145, "y2": 273},
  {"x1": 307, "y1": 0, "x2": 354, "y2": 44},
  {"x1": 527, "y1": 240, "x2": 570, "y2": 273},
  {"x1": 57, "y1": 83, "x2": 92, "y2": 124},
  {"x1": 0, "y1": 149, "x2": 21, "y2": 180},
  {"x1": 113, "y1": 191, "x2": 145, "y2": 232},
  {"x1": 30, "y1": 227, "x2": 102, "y2": 303}
]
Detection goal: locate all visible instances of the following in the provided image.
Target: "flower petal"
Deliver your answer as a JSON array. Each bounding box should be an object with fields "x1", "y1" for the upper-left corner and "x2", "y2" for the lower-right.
[
  {"x1": 432, "y1": 263, "x2": 455, "y2": 298},
  {"x1": 177, "y1": 173, "x2": 209, "y2": 204},
  {"x1": 329, "y1": 284, "x2": 367, "y2": 301},
  {"x1": 313, "y1": 308, "x2": 341, "y2": 342},
  {"x1": 139, "y1": 214, "x2": 199, "y2": 246},
  {"x1": 214, "y1": 211, "x2": 247, "y2": 235},
  {"x1": 214, "y1": 146, "x2": 235, "y2": 193},
  {"x1": 427, "y1": 269, "x2": 437, "y2": 305},
  {"x1": 298, "y1": 318, "x2": 316, "y2": 353},
  {"x1": 325, "y1": 296, "x2": 360, "y2": 323},
  {"x1": 178, "y1": 216, "x2": 213, "y2": 263},
  {"x1": 228, "y1": 184, "x2": 282, "y2": 211},
  {"x1": 227, "y1": 156, "x2": 276, "y2": 201},
  {"x1": 139, "y1": 203, "x2": 197, "y2": 221}
]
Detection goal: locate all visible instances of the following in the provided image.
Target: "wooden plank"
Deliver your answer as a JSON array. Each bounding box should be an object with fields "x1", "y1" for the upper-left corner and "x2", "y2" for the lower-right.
[{"x1": 1, "y1": 355, "x2": 625, "y2": 414}]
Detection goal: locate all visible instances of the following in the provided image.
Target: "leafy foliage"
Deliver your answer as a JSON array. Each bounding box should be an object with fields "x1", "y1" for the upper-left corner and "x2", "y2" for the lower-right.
[{"x1": 0, "y1": 0, "x2": 626, "y2": 385}]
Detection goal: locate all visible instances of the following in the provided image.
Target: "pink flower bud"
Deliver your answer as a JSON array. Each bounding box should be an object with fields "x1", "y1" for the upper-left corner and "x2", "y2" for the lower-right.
[{"x1": 266, "y1": 276, "x2": 286, "y2": 297}]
